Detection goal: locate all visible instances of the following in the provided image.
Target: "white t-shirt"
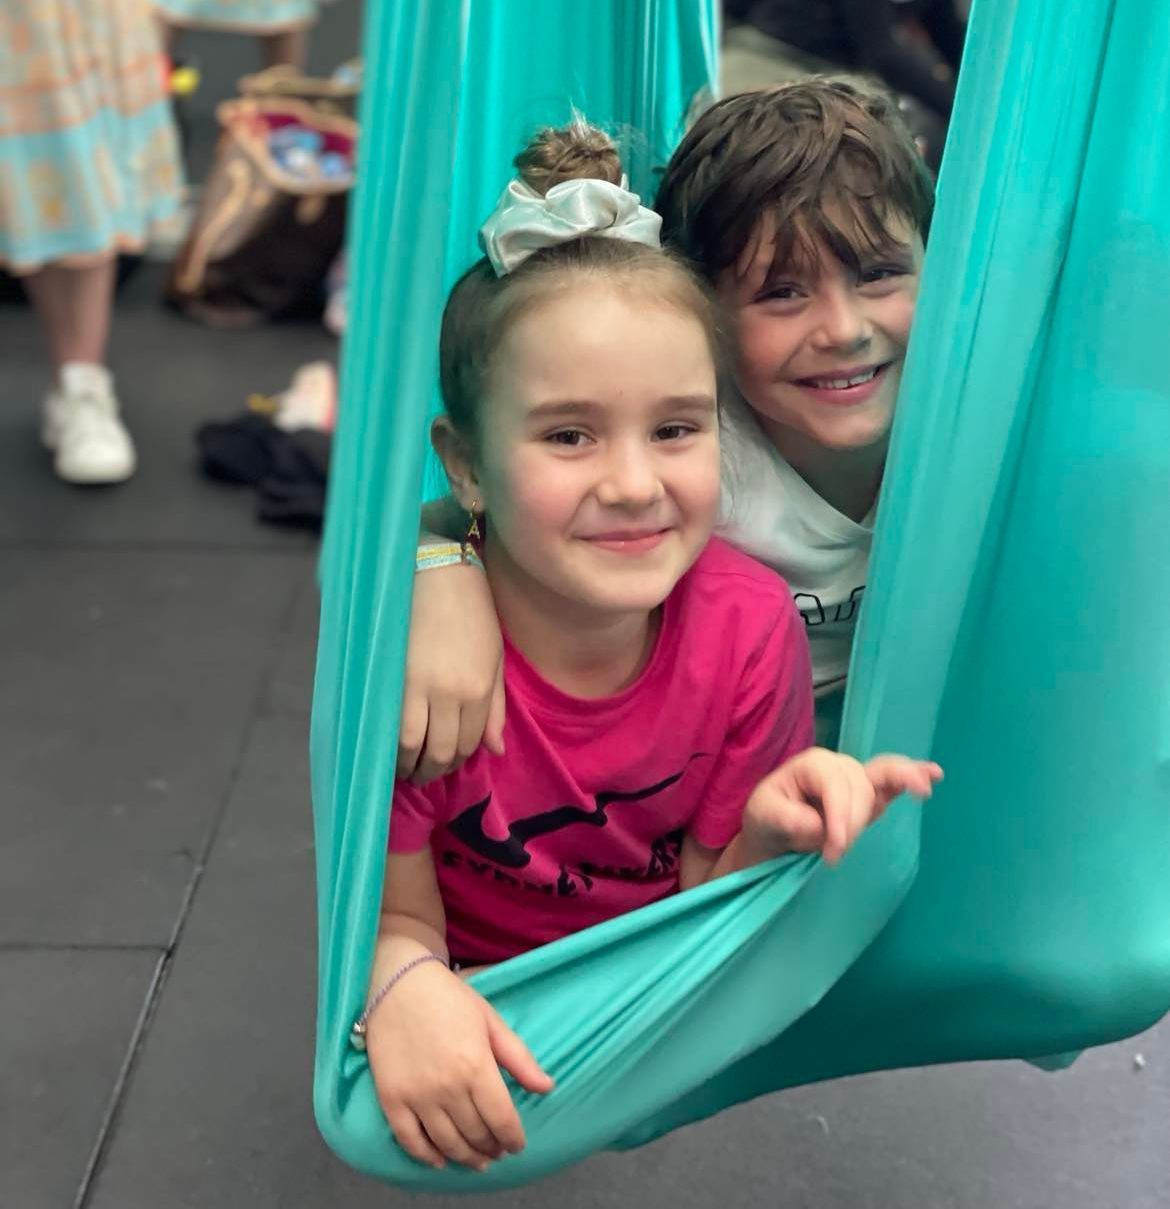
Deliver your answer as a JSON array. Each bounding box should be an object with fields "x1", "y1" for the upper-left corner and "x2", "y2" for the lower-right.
[{"x1": 717, "y1": 394, "x2": 874, "y2": 699}]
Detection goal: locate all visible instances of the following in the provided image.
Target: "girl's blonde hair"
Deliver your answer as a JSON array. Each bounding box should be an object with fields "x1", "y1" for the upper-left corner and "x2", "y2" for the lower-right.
[{"x1": 439, "y1": 120, "x2": 723, "y2": 447}]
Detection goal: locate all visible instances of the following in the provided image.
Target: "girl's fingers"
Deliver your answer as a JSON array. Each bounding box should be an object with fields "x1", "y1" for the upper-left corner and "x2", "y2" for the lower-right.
[
  {"x1": 445, "y1": 1091, "x2": 506, "y2": 1161},
  {"x1": 386, "y1": 1106, "x2": 447, "y2": 1170},
  {"x1": 819, "y1": 771, "x2": 851, "y2": 864},
  {"x1": 843, "y1": 756, "x2": 877, "y2": 852},
  {"x1": 744, "y1": 780, "x2": 816, "y2": 853},
  {"x1": 792, "y1": 758, "x2": 861, "y2": 864},
  {"x1": 420, "y1": 1106, "x2": 493, "y2": 1171},
  {"x1": 910, "y1": 764, "x2": 939, "y2": 795},
  {"x1": 485, "y1": 1005, "x2": 554, "y2": 1094},
  {"x1": 471, "y1": 1069, "x2": 527, "y2": 1156},
  {"x1": 763, "y1": 753, "x2": 942, "y2": 868},
  {"x1": 776, "y1": 801, "x2": 827, "y2": 853},
  {"x1": 867, "y1": 756, "x2": 943, "y2": 808}
]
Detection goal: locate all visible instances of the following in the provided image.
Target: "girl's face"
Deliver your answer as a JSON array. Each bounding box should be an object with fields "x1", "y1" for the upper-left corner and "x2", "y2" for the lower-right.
[
  {"x1": 718, "y1": 207, "x2": 924, "y2": 453},
  {"x1": 472, "y1": 282, "x2": 720, "y2": 620}
]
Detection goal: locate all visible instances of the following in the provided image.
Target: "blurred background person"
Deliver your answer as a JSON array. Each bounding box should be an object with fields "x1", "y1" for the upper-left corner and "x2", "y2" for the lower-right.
[
  {"x1": 156, "y1": 0, "x2": 320, "y2": 71},
  {"x1": 724, "y1": 0, "x2": 967, "y2": 169},
  {"x1": 0, "y1": 0, "x2": 184, "y2": 484}
]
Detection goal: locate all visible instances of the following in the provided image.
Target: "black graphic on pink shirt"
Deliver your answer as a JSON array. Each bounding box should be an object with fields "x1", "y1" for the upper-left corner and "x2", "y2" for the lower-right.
[
  {"x1": 441, "y1": 756, "x2": 706, "y2": 896},
  {"x1": 447, "y1": 764, "x2": 696, "y2": 869}
]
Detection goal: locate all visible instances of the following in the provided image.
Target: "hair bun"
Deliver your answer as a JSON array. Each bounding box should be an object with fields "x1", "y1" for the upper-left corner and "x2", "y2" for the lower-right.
[{"x1": 514, "y1": 119, "x2": 623, "y2": 196}]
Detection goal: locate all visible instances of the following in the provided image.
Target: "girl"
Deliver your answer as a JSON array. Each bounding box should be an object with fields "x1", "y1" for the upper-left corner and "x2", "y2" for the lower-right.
[
  {"x1": 362, "y1": 122, "x2": 940, "y2": 1173},
  {"x1": 400, "y1": 79, "x2": 933, "y2": 776},
  {"x1": 0, "y1": 0, "x2": 184, "y2": 484}
]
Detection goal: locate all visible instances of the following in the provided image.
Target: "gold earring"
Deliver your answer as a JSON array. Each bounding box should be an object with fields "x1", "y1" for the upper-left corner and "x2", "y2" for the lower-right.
[{"x1": 466, "y1": 501, "x2": 482, "y2": 543}]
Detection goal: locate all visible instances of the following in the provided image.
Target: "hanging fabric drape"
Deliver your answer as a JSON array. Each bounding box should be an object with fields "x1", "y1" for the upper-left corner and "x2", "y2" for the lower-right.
[
  {"x1": 626, "y1": 0, "x2": 1170, "y2": 1144},
  {"x1": 311, "y1": 0, "x2": 1170, "y2": 1192}
]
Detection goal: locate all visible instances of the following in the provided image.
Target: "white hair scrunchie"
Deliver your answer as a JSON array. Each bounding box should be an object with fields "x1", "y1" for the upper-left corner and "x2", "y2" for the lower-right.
[{"x1": 478, "y1": 174, "x2": 663, "y2": 276}]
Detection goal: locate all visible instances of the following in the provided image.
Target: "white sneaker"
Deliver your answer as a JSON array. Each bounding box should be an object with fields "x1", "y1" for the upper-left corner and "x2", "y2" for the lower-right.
[{"x1": 42, "y1": 363, "x2": 137, "y2": 484}]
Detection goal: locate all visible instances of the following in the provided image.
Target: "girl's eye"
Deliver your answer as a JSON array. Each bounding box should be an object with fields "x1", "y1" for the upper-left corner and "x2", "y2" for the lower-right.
[
  {"x1": 655, "y1": 423, "x2": 698, "y2": 442},
  {"x1": 545, "y1": 429, "x2": 589, "y2": 447}
]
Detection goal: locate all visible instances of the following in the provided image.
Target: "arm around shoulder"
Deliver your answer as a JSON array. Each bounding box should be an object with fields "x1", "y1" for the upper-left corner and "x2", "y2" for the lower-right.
[{"x1": 398, "y1": 549, "x2": 507, "y2": 783}]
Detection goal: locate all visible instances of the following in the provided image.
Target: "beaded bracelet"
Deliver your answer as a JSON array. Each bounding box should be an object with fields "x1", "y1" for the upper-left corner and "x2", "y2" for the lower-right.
[
  {"x1": 349, "y1": 953, "x2": 448, "y2": 1051},
  {"x1": 416, "y1": 540, "x2": 484, "y2": 573}
]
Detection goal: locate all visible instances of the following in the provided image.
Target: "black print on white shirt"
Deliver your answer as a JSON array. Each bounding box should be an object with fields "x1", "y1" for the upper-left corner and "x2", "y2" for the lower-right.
[{"x1": 793, "y1": 584, "x2": 865, "y2": 627}]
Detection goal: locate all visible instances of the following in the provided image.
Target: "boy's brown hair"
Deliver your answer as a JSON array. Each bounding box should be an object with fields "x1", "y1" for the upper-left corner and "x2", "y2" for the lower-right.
[{"x1": 655, "y1": 79, "x2": 935, "y2": 286}]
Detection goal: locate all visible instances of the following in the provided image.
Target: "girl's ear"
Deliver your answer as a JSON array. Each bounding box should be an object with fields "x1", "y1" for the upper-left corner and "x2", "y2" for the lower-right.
[{"x1": 431, "y1": 417, "x2": 482, "y2": 509}]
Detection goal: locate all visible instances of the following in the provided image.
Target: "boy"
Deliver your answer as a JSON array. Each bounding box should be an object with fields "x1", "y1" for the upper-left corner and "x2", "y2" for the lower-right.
[{"x1": 402, "y1": 79, "x2": 935, "y2": 777}]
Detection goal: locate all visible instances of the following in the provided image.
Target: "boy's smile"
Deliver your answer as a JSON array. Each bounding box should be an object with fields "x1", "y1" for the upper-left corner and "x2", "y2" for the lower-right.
[{"x1": 791, "y1": 360, "x2": 897, "y2": 406}]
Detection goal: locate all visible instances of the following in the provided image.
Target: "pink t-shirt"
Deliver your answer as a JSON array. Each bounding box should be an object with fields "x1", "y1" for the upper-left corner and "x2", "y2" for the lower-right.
[{"x1": 390, "y1": 538, "x2": 814, "y2": 964}]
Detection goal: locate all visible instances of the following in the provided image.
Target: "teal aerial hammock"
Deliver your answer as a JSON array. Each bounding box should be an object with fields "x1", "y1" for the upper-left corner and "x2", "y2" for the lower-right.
[{"x1": 310, "y1": 0, "x2": 1170, "y2": 1191}]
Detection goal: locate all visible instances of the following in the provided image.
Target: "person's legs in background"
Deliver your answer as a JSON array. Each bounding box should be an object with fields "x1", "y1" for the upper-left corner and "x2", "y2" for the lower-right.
[
  {"x1": 22, "y1": 261, "x2": 115, "y2": 368},
  {"x1": 261, "y1": 26, "x2": 309, "y2": 69},
  {"x1": 23, "y1": 261, "x2": 137, "y2": 485}
]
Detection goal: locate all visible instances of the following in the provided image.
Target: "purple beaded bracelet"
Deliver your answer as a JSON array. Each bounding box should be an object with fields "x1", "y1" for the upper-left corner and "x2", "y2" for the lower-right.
[{"x1": 349, "y1": 953, "x2": 447, "y2": 1051}]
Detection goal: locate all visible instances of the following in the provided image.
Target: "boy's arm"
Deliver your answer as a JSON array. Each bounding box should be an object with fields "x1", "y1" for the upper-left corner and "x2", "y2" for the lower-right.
[
  {"x1": 419, "y1": 494, "x2": 465, "y2": 542},
  {"x1": 400, "y1": 500, "x2": 506, "y2": 784}
]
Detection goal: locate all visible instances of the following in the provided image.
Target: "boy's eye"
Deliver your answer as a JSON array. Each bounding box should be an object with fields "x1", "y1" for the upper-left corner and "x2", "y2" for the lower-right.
[
  {"x1": 859, "y1": 265, "x2": 909, "y2": 286},
  {"x1": 757, "y1": 284, "x2": 802, "y2": 303}
]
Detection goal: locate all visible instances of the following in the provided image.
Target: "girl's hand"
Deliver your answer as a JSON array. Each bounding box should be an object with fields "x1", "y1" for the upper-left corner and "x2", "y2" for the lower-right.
[
  {"x1": 398, "y1": 563, "x2": 506, "y2": 784},
  {"x1": 744, "y1": 748, "x2": 942, "y2": 866},
  {"x1": 365, "y1": 961, "x2": 554, "y2": 1171}
]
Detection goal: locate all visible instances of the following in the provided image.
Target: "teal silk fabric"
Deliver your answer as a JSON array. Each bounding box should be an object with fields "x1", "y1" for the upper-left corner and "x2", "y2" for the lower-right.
[{"x1": 310, "y1": 0, "x2": 1170, "y2": 1190}]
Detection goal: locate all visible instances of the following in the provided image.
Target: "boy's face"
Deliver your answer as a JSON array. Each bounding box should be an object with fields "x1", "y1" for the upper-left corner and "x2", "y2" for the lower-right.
[{"x1": 717, "y1": 206, "x2": 924, "y2": 455}]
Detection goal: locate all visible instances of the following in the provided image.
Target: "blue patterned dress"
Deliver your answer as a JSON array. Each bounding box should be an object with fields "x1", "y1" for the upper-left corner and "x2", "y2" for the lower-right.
[{"x1": 0, "y1": 0, "x2": 184, "y2": 274}]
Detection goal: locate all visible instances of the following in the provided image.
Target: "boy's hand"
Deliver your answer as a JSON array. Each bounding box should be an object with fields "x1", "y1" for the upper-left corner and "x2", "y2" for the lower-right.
[
  {"x1": 744, "y1": 748, "x2": 942, "y2": 866},
  {"x1": 398, "y1": 563, "x2": 506, "y2": 784},
  {"x1": 365, "y1": 962, "x2": 554, "y2": 1171}
]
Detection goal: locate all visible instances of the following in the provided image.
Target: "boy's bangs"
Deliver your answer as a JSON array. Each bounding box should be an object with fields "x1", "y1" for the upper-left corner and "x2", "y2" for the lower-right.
[
  {"x1": 768, "y1": 210, "x2": 913, "y2": 287},
  {"x1": 762, "y1": 193, "x2": 914, "y2": 288},
  {"x1": 656, "y1": 79, "x2": 935, "y2": 288},
  {"x1": 763, "y1": 143, "x2": 918, "y2": 285}
]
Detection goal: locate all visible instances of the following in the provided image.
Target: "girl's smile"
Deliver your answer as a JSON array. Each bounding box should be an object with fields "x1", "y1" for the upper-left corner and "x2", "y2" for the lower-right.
[{"x1": 577, "y1": 527, "x2": 675, "y2": 554}]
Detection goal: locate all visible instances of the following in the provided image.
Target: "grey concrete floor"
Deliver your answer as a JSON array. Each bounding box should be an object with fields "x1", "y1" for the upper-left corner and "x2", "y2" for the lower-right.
[{"x1": 2, "y1": 7, "x2": 1168, "y2": 1208}]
